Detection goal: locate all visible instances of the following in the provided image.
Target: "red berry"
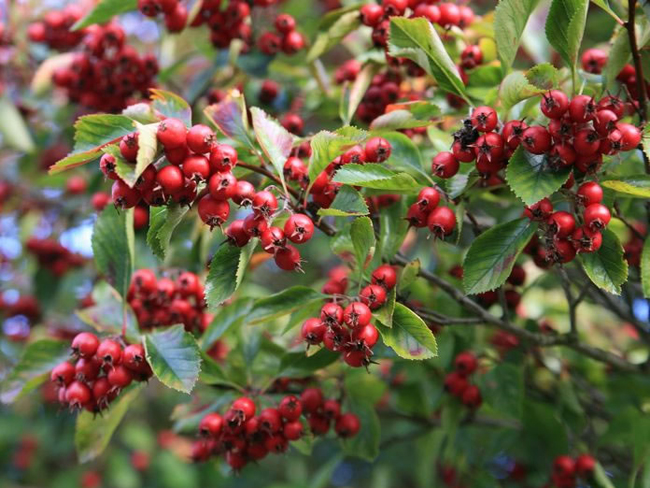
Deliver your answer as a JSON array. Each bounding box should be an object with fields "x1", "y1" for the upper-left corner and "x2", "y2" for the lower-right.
[
  {"x1": 572, "y1": 226, "x2": 603, "y2": 253},
  {"x1": 274, "y1": 245, "x2": 302, "y2": 271},
  {"x1": 460, "y1": 45, "x2": 482, "y2": 70},
  {"x1": 164, "y1": 3, "x2": 187, "y2": 32},
  {"x1": 208, "y1": 171, "x2": 237, "y2": 201},
  {"x1": 199, "y1": 413, "x2": 223, "y2": 437},
  {"x1": 283, "y1": 420, "x2": 303, "y2": 440},
  {"x1": 549, "y1": 142, "x2": 576, "y2": 167},
  {"x1": 365, "y1": 137, "x2": 392, "y2": 163},
  {"x1": 157, "y1": 118, "x2": 187, "y2": 149},
  {"x1": 232, "y1": 397, "x2": 256, "y2": 419},
  {"x1": 252, "y1": 190, "x2": 278, "y2": 218},
  {"x1": 65, "y1": 380, "x2": 92, "y2": 408},
  {"x1": 461, "y1": 384, "x2": 482, "y2": 409},
  {"x1": 120, "y1": 133, "x2": 139, "y2": 162},
  {"x1": 584, "y1": 203, "x2": 611, "y2": 231},
  {"x1": 100, "y1": 154, "x2": 119, "y2": 180},
  {"x1": 454, "y1": 351, "x2": 477, "y2": 375},
  {"x1": 581, "y1": 48, "x2": 607, "y2": 74},
  {"x1": 301, "y1": 317, "x2": 327, "y2": 345},
  {"x1": 300, "y1": 388, "x2": 323, "y2": 413},
  {"x1": 521, "y1": 126, "x2": 551, "y2": 154},
  {"x1": 107, "y1": 364, "x2": 133, "y2": 388},
  {"x1": 616, "y1": 122, "x2": 641, "y2": 151},
  {"x1": 507, "y1": 265, "x2": 527, "y2": 286},
  {"x1": 474, "y1": 132, "x2": 504, "y2": 164},
  {"x1": 260, "y1": 226, "x2": 286, "y2": 253},
  {"x1": 407, "y1": 203, "x2": 430, "y2": 228},
  {"x1": 417, "y1": 187, "x2": 440, "y2": 211},
  {"x1": 594, "y1": 109, "x2": 619, "y2": 136},
  {"x1": 502, "y1": 120, "x2": 528, "y2": 149},
  {"x1": 232, "y1": 180, "x2": 255, "y2": 206},
  {"x1": 274, "y1": 13, "x2": 296, "y2": 34},
  {"x1": 198, "y1": 194, "x2": 230, "y2": 229},
  {"x1": 575, "y1": 454, "x2": 596, "y2": 477},
  {"x1": 548, "y1": 211, "x2": 576, "y2": 238},
  {"x1": 259, "y1": 407, "x2": 282, "y2": 433},
  {"x1": 360, "y1": 4, "x2": 384, "y2": 27},
  {"x1": 444, "y1": 371, "x2": 469, "y2": 396},
  {"x1": 371, "y1": 264, "x2": 397, "y2": 290},
  {"x1": 75, "y1": 357, "x2": 101, "y2": 382},
  {"x1": 573, "y1": 129, "x2": 600, "y2": 156},
  {"x1": 156, "y1": 165, "x2": 184, "y2": 195},
  {"x1": 97, "y1": 339, "x2": 123, "y2": 365},
  {"x1": 51, "y1": 361, "x2": 75, "y2": 386},
  {"x1": 553, "y1": 455, "x2": 576, "y2": 476},
  {"x1": 186, "y1": 124, "x2": 214, "y2": 154},
  {"x1": 427, "y1": 206, "x2": 456, "y2": 237},
  {"x1": 335, "y1": 413, "x2": 360, "y2": 438},
  {"x1": 181, "y1": 154, "x2": 211, "y2": 182},
  {"x1": 112, "y1": 180, "x2": 141, "y2": 209},
  {"x1": 540, "y1": 90, "x2": 569, "y2": 119},
  {"x1": 258, "y1": 31, "x2": 282, "y2": 55},
  {"x1": 431, "y1": 152, "x2": 460, "y2": 178},
  {"x1": 353, "y1": 323, "x2": 379, "y2": 349},
  {"x1": 282, "y1": 31, "x2": 305, "y2": 55},
  {"x1": 278, "y1": 395, "x2": 302, "y2": 421},
  {"x1": 225, "y1": 220, "x2": 251, "y2": 247},
  {"x1": 569, "y1": 95, "x2": 596, "y2": 123},
  {"x1": 243, "y1": 213, "x2": 268, "y2": 237},
  {"x1": 576, "y1": 181, "x2": 603, "y2": 206},
  {"x1": 470, "y1": 106, "x2": 498, "y2": 132},
  {"x1": 320, "y1": 302, "x2": 344, "y2": 326},
  {"x1": 360, "y1": 284, "x2": 387, "y2": 310},
  {"x1": 343, "y1": 302, "x2": 372, "y2": 328},
  {"x1": 281, "y1": 113, "x2": 304, "y2": 135},
  {"x1": 123, "y1": 344, "x2": 148, "y2": 373},
  {"x1": 71, "y1": 332, "x2": 100, "y2": 358},
  {"x1": 284, "y1": 214, "x2": 314, "y2": 244},
  {"x1": 438, "y1": 3, "x2": 461, "y2": 26}
]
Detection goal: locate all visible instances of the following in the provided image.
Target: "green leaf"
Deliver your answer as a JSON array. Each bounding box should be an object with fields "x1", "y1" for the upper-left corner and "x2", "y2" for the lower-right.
[
  {"x1": 463, "y1": 218, "x2": 537, "y2": 294},
  {"x1": 333, "y1": 163, "x2": 420, "y2": 193},
  {"x1": 75, "y1": 384, "x2": 144, "y2": 463},
  {"x1": 72, "y1": 0, "x2": 137, "y2": 30},
  {"x1": 146, "y1": 204, "x2": 191, "y2": 259},
  {"x1": 250, "y1": 107, "x2": 295, "y2": 192},
  {"x1": 0, "y1": 97, "x2": 35, "y2": 153},
  {"x1": 604, "y1": 28, "x2": 631, "y2": 91},
  {"x1": 49, "y1": 114, "x2": 135, "y2": 174},
  {"x1": 373, "y1": 287, "x2": 397, "y2": 327},
  {"x1": 580, "y1": 229, "x2": 629, "y2": 295},
  {"x1": 499, "y1": 71, "x2": 545, "y2": 112},
  {"x1": 590, "y1": 0, "x2": 623, "y2": 24},
  {"x1": 205, "y1": 242, "x2": 256, "y2": 311},
  {"x1": 642, "y1": 238, "x2": 650, "y2": 298},
  {"x1": 342, "y1": 373, "x2": 382, "y2": 461},
  {"x1": 398, "y1": 259, "x2": 421, "y2": 294},
  {"x1": 200, "y1": 298, "x2": 254, "y2": 350},
  {"x1": 76, "y1": 283, "x2": 140, "y2": 343},
  {"x1": 476, "y1": 363, "x2": 523, "y2": 419},
  {"x1": 593, "y1": 462, "x2": 616, "y2": 488},
  {"x1": 150, "y1": 88, "x2": 192, "y2": 127},
  {"x1": 381, "y1": 130, "x2": 426, "y2": 176},
  {"x1": 247, "y1": 286, "x2": 326, "y2": 324},
  {"x1": 307, "y1": 10, "x2": 361, "y2": 63},
  {"x1": 308, "y1": 130, "x2": 367, "y2": 185},
  {"x1": 601, "y1": 175, "x2": 650, "y2": 198},
  {"x1": 378, "y1": 199, "x2": 409, "y2": 260},
  {"x1": 143, "y1": 325, "x2": 201, "y2": 393},
  {"x1": 370, "y1": 101, "x2": 439, "y2": 130},
  {"x1": 278, "y1": 349, "x2": 340, "y2": 377},
  {"x1": 351, "y1": 216, "x2": 376, "y2": 275},
  {"x1": 340, "y1": 64, "x2": 379, "y2": 125},
  {"x1": 506, "y1": 146, "x2": 571, "y2": 205},
  {"x1": 0, "y1": 339, "x2": 69, "y2": 403},
  {"x1": 92, "y1": 206, "x2": 135, "y2": 299},
  {"x1": 388, "y1": 17, "x2": 469, "y2": 101},
  {"x1": 378, "y1": 304, "x2": 437, "y2": 359},
  {"x1": 134, "y1": 121, "x2": 158, "y2": 176},
  {"x1": 494, "y1": 0, "x2": 541, "y2": 72},
  {"x1": 526, "y1": 63, "x2": 560, "y2": 89},
  {"x1": 318, "y1": 186, "x2": 369, "y2": 217},
  {"x1": 545, "y1": 0, "x2": 589, "y2": 72},
  {"x1": 204, "y1": 91, "x2": 256, "y2": 150},
  {"x1": 198, "y1": 351, "x2": 242, "y2": 389}
]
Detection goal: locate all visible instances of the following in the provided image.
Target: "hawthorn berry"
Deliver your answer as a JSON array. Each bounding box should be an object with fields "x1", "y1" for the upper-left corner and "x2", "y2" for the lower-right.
[
  {"x1": 548, "y1": 211, "x2": 576, "y2": 238},
  {"x1": 584, "y1": 203, "x2": 611, "y2": 231},
  {"x1": 521, "y1": 126, "x2": 551, "y2": 154},
  {"x1": 284, "y1": 214, "x2": 314, "y2": 244},
  {"x1": 470, "y1": 106, "x2": 498, "y2": 132},
  {"x1": 260, "y1": 227, "x2": 286, "y2": 253},
  {"x1": 51, "y1": 361, "x2": 75, "y2": 386},
  {"x1": 208, "y1": 171, "x2": 237, "y2": 201},
  {"x1": 199, "y1": 413, "x2": 223, "y2": 437},
  {"x1": 359, "y1": 4, "x2": 384, "y2": 27},
  {"x1": 371, "y1": 264, "x2": 397, "y2": 290},
  {"x1": 97, "y1": 339, "x2": 123, "y2": 365},
  {"x1": 431, "y1": 152, "x2": 460, "y2": 178},
  {"x1": 274, "y1": 245, "x2": 302, "y2": 271},
  {"x1": 71, "y1": 332, "x2": 100, "y2": 358},
  {"x1": 541, "y1": 90, "x2": 570, "y2": 119},
  {"x1": 427, "y1": 206, "x2": 456, "y2": 237},
  {"x1": 301, "y1": 318, "x2": 327, "y2": 345},
  {"x1": 335, "y1": 413, "x2": 360, "y2": 438},
  {"x1": 157, "y1": 118, "x2": 187, "y2": 149},
  {"x1": 120, "y1": 133, "x2": 139, "y2": 162},
  {"x1": 576, "y1": 181, "x2": 603, "y2": 206},
  {"x1": 360, "y1": 284, "x2": 387, "y2": 310}
]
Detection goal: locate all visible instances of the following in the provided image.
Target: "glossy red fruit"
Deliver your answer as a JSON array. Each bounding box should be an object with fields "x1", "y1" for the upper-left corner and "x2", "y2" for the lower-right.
[
  {"x1": 360, "y1": 284, "x2": 387, "y2": 310},
  {"x1": 444, "y1": 371, "x2": 469, "y2": 396},
  {"x1": 51, "y1": 362, "x2": 75, "y2": 386},
  {"x1": 301, "y1": 318, "x2": 327, "y2": 345},
  {"x1": 157, "y1": 118, "x2": 187, "y2": 149},
  {"x1": 359, "y1": 4, "x2": 384, "y2": 27},
  {"x1": 343, "y1": 302, "x2": 372, "y2": 329},
  {"x1": 470, "y1": 106, "x2": 498, "y2": 132},
  {"x1": 65, "y1": 381, "x2": 92, "y2": 408},
  {"x1": 284, "y1": 214, "x2": 314, "y2": 244},
  {"x1": 243, "y1": 213, "x2": 268, "y2": 237},
  {"x1": 108, "y1": 365, "x2": 133, "y2": 388},
  {"x1": 123, "y1": 344, "x2": 148, "y2": 372},
  {"x1": 112, "y1": 180, "x2": 141, "y2": 209},
  {"x1": 165, "y1": 144, "x2": 189, "y2": 165},
  {"x1": 540, "y1": 90, "x2": 570, "y2": 119},
  {"x1": 283, "y1": 420, "x2": 303, "y2": 440},
  {"x1": 353, "y1": 323, "x2": 379, "y2": 349},
  {"x1": 572, "y1": 226, "x2": 603, "y2": 253},
  {"x1": 274, "y1": 13, "x2": 296, "y2": 34},
  {"x1": 181, "y1": 154, "x2": 210, "y2": 182},
  {"x1": 208, "y1": 171, "x2": 237, "y2": 201},
  {"x1": 335, "y1": 413, "x2": 360, "y2": 438},
  {"x1": 454, "y1": 351, "x2": 478, "y2": 376},
  {"x1": 575, "y1": 454, "x2": 596, "y2": 477},
  {"x1": 474, "y1": 132, "x2": 504, "y2": 164},
  {"x1": 574, "y1": 129, "x2": 600, "y2": 156},
  {"x1": 553, "y1": 455, "x2": 576, "y2": 476},
  {"x1": 407, "y1": 203, "x2": 430, "y2": 228},
  {"x1": 521, "y1": 126, "x2": 551, "y2": 154},
  {"x1": 549, "y1": 142, "x2": 576, "y2": 167},
  {"x1": 209, "y1": 144, "x2": 238, "y2": 172},
  {"x1": 199, "y1": 413, "x2": 223, "y2": 437},
  {"x1": 71, "y1": 332, "x2": 100, "y2": 358},
  {"x1": 548, "y1": 211, "x2": 576, "y2": 238},
  {"x1": 156, "y1": 165, "x2": 184, "y2": 195},
  {"x1": 524, "y1": 198, "x2": 553, "y2": 221},
  {"x1": 164, "y1": 3, "x2": 187, "y2": 32},
  {"x1": 282, "y1": 31, "x2": 305, "y2": 55},
  {"x1": 460, "y1": 45, "x2": 482, "y2": 70},
  {"x1": 553, "y1": 238, "x2": 577, "y2": 263},
  {"x1": 225, "y1": 220, "x2": 250, "y2": 247},
  {"x1": 383, "y1": 0, "x2": 408, "y2": 16},
  {"x1": 100, "y1": 154, "x2": 119, "y2": 180},
  {"x1": 259, "y1": 407, "x2": 282, "y2": 433},
  {"x1": 321, "y1": 302, "x2": 344, "y2": 326},
  {"x1": 431, "y1": 152, "x2": 460, "y2": 178},
  {"x1": 502, "y1": 120, "x2": 528, "y2": 149},
  {"x1": 576, "y1": 181, "x2": 603, "y2": 206},
  {"x1": 257, "y1": 31, "x2": 282, "y2": 54},
  {"x1": 365, "y1": 137, "x2": 392, "y2": 163},
  {"x1": 569, "y1": 95, "x2": 596, "y2": 123},
  {"x1": 300, "y1": 387, "x2": 323, "y2": 414},
  {"x1": 452, "y1": 140, "x2": 476, "y2": 162},
  {"x1": 278, "y1": 395, "x2": 302, "y2": 421},
  {"x1": 371, "y1": 264, "x2": 397, "y2": 290},
  {"x1": 260, "y1": 227, "x2": 286, "y2": 253},
  {"x1": 120, "y1": 133, "x2": 139, "y2": 162},
  {"x1": 584, "y1": 203, "x2": 611, "y2": 231},
  {"x1": 581, "y1": 48, "x2": 607, "y2": 74},
  {"x1": 594, "y1": 109, "x2": 619, "y2": 136},
  {"x1": 274, "y1": 245, "x2": 302, "y2": 271},
  {"x1": 414, "y1": 4, "x2": 441, "y2": 24},
  {"x1": 97, "y1": 339, "x2": 123, "y2": 365},
  {"x1": 438, "y1": 3, "x2": 461, "y2": 26},
  {"x1": 427, "y1": 206, "x2": 456, "y2": 237},
  {"x1": 197, "y1": 194, "x2": 230, "y2": 229},
  {"x1": 461, "y1": 384, "x2": 482, "y2": 409},
  {"x1": 232, "y1": 397, "x2": 256, "y2": 419},
  {"x1": 616, "y1": 122, "x2": 641, "y2": 151},
  {"x1": 417, "y1": 187, "x2": 441, "y2": 211},
  {"x1": 507, "y1": 265, "x2": 526, "y2": 286},
  {"x1": 231, "y1": 180, "x2": 255, "y2": 207},
  {"x1": 186, "y1": 124, "x2": 214, "y2": 154},
  {"x1": 75, "y1": 357, "x2": 101, "y2": 382},
  {"x1": 252, "y1": 190, "x2": 278, "y2": 217}
]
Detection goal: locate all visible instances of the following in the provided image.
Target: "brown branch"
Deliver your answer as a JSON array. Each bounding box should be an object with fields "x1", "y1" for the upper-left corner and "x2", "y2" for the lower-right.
[{"x1": 626, "y1": 0, "x2": 648, "y2": 122}]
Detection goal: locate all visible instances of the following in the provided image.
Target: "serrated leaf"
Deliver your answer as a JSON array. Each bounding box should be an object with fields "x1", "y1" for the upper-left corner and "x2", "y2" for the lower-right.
[
  {"x1": 351, "y1": 216, "x2": 375, "y2": 275},
  {"x1": 580, "y1": 229, "x2": 628, "y2": 295},
  {"x1": 307, "y1": 10, "x2": 361, "y2": 63},
  {"x1": 72, "y1": 0, "x2": 137, "y2": 30},
  {"x1": 381, "y1": 130, "x2": 427, "y2": 176},
  {"x1": 150, "y1": 89, "x2": 192, "y2": 127},
  {"x1": 378, "y1": 199, "x2": 409, "y2": 260},
  {"x1": 494, "y1": 0, "x2": 541, "y2": 72},
  {"x1": 75, "y1": 384, "x2": 144, "y2": 463},
  {"x1": 247, "y1": 286, "x2": 325, "y2": 324},
  {"x1": 642, "y1": 238, "x2": 650, "y2": 298},
  {"x1": 499, "y1": 71, "x2": 545, "y2": 112},
  {"x1": 378, "y1": 303, "x2": 437, "y2": 359},
  {"x1": 398, "y1": 259, "x2": 421, "y2": 294},
  {"x1": 308, "y1": 130, "x2": 367, "y2": 185},
  {"x1": 200, "y1": 298, "x2": 254, "y2": 350},
  {"x1": 370, "y1": 101, "x2": 439, "y2": 130},
  {"x1": 205, "y1": 241, "x2": 256, "y2": 311},
  {"x1": 49, "y1": 114, "x2": 135, "y2": 174},
  {"x1": 204, "y1": 91, "x2": 256, "y2": 150},
  {"x1": 0, "y1": 339, "x2": 70, "y2": 403},
  {"x1": 341, "y1": 64, "x2": 379, "y2": 125},
  {"x1": 146, "y1": 204, "x2": 191, "y2": 259},
  {"x1": 506, "y1": 146, "x2": 571, "y2": 205},
  {"x1": 250, "y1": 107, "x2": 295, "y2": 193},
  {"x1": 373, "y1": 287, "x2": 396, "y2": 327},
  {"x1": 318, "y1": 185, "x2": 369, "y2": 217},
  {"x1": 526, "y1": 63, "x2": 560, "y2": 89},
  {"x1": 388, "y1": 17, "x2": 469, "y2": 101},
  {"x1": 92, "y1": 206, "x2": 135, "y2": 299},
  {"x1": 144, "y1": 325, "x2": 201, "y2": 393},
  {"x1": 545, "y1": 0, "x2": 589, "y2": 72},
  {"x1": 333, "y1": 163, "x2": 420, "y2": 193},
  {"x1": 463, "y1": 218, "x2": 537, "y2": 294},
  {"x1": 602, "y1": 175, "x2": 650, "y2": 198},
  {"x1": 278, "y1": 349, "x2": 340, "y2": 377},
  {"x1": 0, "y1": 97, "x2": 35, "y2": 153}
]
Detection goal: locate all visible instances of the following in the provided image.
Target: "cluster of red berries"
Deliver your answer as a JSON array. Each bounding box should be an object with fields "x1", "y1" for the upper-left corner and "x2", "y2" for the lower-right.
[
  {"x1": 91, "y1": 191, "x2": 150, "y2": 230},
  {"x1": 361, "y1": 1, "x2": 474, "y2": 49},
  {"x1": 623, "y1": 222, "x2": 646, "y2": 267},
  {"x1": 406, "y1": 186, "x2": 456, "y2": 238},
  {"x1": 27, "y1": 5, "x2": 86, "y2": 50},
  {"x1": 50, "y1": 332, "x2": 152, "y2": 413},
  {"x1": 0, "y1": 294, "x2": 40, "y2": 322},
  {"x1": 137, "y1": 0, "x2": 188, "y2": 32},
  {"x1": 256, "y1": 13, "x2": 306, "y2": 56},
  {"x1": 301, "y1": 264, "x2": 396, "y2": 368},
  {"x1": 550, "y1": 454, "x2": 596, "y2": 488},
  {"x1": 25, "y1": 237, "x2": 85, "y2": 277},
  {"x1": 310, "y1": 136, "x2": 394, "y2": 209},
  {"x1": 50, "y1": 23, "x2": 158, "y2": 112},
  {"x1": 443, "y1": 351, "x2": 482, "y2": 409},
  {"x1": 523, "y1": 182, "x2": 611, "y2": 265},
  {"x1": 581, "y1": 47, "x2": 646, "y2": 100},
  {"x1": 320, "y1": 266, "x2": 350, "y2": 295},
  {"x1": 355, "y1": 70, "x2": 403, "y2": 124},
  {"x1": 127, "y1": 269, "x2": 209, "y2": 332},
  {"x1": 194, "y1": 389, "x2": 359, "y2": 471}
]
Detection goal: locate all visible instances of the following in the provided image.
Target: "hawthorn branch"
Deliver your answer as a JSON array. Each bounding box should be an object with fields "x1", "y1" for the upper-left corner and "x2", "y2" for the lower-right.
[{"x1": 626, "y1": 0, "x2": 647, "y2": 122}]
